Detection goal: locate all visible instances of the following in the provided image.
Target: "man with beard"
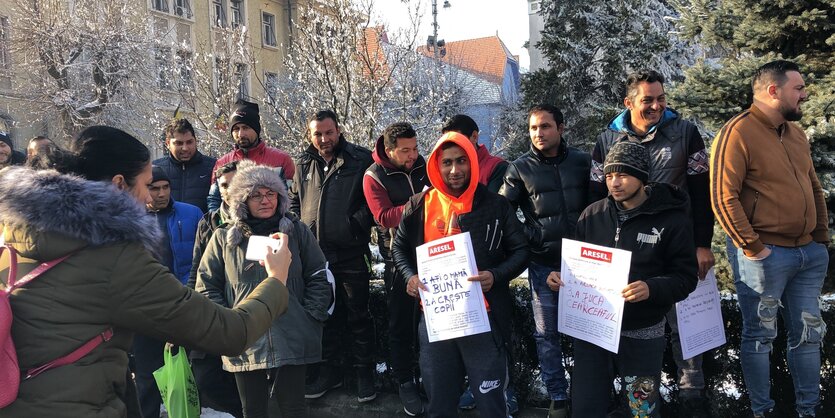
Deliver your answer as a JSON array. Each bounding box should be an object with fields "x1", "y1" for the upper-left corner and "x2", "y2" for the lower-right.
[
  {"x1": 208, "y1": 99, "x2": 295, "y2": 211},
  {"x1": 362, "y1": 122, "x2": 429, "y2": 416},
  {"x1": 153, "y1": 118, "x2": 216, "y2": 213},
  {"x1": 711, "y1": 60, "x2": 829, "y2": 418},
  {"x1": 590, "y1": 70, "x2": 714, "y2": 416},
  {"x1": 0, "y1": 132, "x2": 25, "y2": 169},
  {"x1": 290, "y1": 110, "x2": 376, "y2": 403},
  {"x1": 133, "y1": 166, "x2": 202, "y2": 418}
]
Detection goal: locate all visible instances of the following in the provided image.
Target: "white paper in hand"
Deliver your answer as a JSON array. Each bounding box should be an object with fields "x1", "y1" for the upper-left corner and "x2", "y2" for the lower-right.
[{"x1": 245, "y1": 235, "x2": 282, "y2": 261}]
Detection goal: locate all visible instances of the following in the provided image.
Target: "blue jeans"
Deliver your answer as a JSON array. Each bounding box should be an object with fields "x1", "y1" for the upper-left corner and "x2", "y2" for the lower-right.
[
  {"x1": 728, "y1": 238, "x2": 828, "y2": 416},
  {"x1": 528, "y1": 262, "x2": 569, "y2": 401}
]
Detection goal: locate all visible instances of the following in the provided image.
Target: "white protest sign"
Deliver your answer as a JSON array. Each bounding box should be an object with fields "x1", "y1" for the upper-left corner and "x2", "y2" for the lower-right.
[
  {"x1": 558, "y1": 239, "x2": 630, "y2": 353},
  {"x1": 416, "y1": 232, "x2": 491, "y2": 342},
  {"x1": 676, "y1": 268, "x2": 726, "y2": 359}
]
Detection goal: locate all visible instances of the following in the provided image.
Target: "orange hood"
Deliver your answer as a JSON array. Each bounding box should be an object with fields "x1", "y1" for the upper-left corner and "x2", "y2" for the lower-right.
[{"x1": 423, "y1": 132, "x2": 480, "y2": 242}]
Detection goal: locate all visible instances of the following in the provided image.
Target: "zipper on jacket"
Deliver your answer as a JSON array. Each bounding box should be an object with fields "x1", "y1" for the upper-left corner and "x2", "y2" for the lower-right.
[
  {"x1": 614, "y1": 226, "x2": 621, "y2": 247},
  {"x1": 750, "y1": 191, "x2": 759, "y2": 223},
  {"x1": 178, "y1": 220, "x2": 183, "y2": 241},
  {"x1": 777, "y1": 128, "x2": 809, "y2": 243}
]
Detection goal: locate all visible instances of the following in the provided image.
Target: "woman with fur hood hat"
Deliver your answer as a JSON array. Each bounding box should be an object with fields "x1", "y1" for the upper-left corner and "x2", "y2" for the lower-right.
[
  {"x1": 0, "y1": 126, "x2": 292, "y2": 418},
  {"x1": 196, "y1": 160, "x2": 332, "y2": 418}
]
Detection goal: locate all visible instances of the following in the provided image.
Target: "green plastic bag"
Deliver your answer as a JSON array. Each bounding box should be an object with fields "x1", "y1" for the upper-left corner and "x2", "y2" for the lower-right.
[{"x1": 153, "y1": 345, "x2": 200, "y2": 418}]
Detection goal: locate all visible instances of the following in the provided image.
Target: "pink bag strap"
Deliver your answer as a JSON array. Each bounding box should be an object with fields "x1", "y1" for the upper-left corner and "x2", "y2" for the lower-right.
[
  {"x1": 24, "y1": 328, "x2": 114, "y2": 380},
  {"x1": 1, "y1": 244, "x2": 113, "y2": 380},
  {"x1": 3, "y1": 245, "x2": 75, "y2": 293}
]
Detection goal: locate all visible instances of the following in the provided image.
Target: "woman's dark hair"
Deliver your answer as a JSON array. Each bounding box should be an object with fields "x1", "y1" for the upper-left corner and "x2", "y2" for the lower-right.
[{"x1": 29, "y1": 126, "x2": 150, "y2": 186}]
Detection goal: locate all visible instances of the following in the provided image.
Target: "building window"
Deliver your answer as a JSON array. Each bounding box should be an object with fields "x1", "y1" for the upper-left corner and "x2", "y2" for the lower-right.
[
  {"x1": 152, "y1": 0, "x2": 169, "y2": 13},
  {"x1": 231, "y1": 0, "x2": 244, "y2": 28},
  {"x1": 176, "y1": 51, "x2": 193, "y2": 91},
  {"x1": 214, "y1": 58, "x2": 229, "y2": 95},
  {"x1": 212, "y1": 0, "x2": 226, "y2": 27},
  {"x1": 265, "y1": 72, "x2": 278, "y2": 104},
  {"x1": 262, "y1": 12, "x2": 276, "y2": 47},
  {"x1": 173, "y1": 0, "x2": 192, "y2": 19},
  {"x1": 528, "y1": 1, "x2": 540, "y2": 13},
  {"x1": 155, "y1": 47, "x2": 174, "y2": 90},
  {"x1": 235, "y1": 63, "x2": 249, "y2": 99}
]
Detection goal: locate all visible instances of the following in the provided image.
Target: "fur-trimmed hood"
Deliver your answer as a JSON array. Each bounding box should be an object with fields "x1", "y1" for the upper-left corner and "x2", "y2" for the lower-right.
[
  {"x1": 0, "y1": 166, "x2": 161, "y2": 254},
  {"x1": 225, "y1": 160, "x2": 293, "y2": 246}
]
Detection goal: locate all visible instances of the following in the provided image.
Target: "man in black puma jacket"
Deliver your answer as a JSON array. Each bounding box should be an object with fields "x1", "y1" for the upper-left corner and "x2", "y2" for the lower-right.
[{"x1": 564, "y1": 141, "x2": 697, "y2": 417}]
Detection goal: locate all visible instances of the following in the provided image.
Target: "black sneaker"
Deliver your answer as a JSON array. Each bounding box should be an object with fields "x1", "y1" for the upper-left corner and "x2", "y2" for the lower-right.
[
  {"x1": 399, "y1": 381, "x2": 424, "y2": 416},
  {"x1": 356, "y1": 366, "x2": 377, "y2": 403},
  {"x1": 305, "y1": 368, "x2": 342, "y2": 399}
]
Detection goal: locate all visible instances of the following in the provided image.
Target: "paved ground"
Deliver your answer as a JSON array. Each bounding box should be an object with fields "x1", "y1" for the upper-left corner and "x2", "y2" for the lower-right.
[{"x1": 304, "y1": 386, "x2": 548, "y2": 417}]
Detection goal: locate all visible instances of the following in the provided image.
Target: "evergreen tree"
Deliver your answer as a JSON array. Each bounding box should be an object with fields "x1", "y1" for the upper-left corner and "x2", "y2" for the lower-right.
[
  {"x1": 521, "y1": 0, "x2": 691, "y2": 150},
  {"x1": 669, "y1": 0, "x2": 835, "y2": 264}
]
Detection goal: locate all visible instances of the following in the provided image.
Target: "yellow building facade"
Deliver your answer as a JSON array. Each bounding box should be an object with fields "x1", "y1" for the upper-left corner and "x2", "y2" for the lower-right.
[{"x1": 0, "y1": 0, "x2": 300, "y2": 148}]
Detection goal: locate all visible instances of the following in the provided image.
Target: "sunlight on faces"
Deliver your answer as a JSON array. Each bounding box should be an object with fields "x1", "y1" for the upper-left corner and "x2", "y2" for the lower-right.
[
  {"x1": 232, "y1": 123, "x2": 258, "y2": 148},
  {"x1": 167, "y1": 131, "x2": 197, "y2": 162},
  {"x1": 439, "y1": 145, "x2": 471, "y2": 196},
  {"x1": 115, "y1": 162, "x2": 153, "y2": 206},
  {"x1": 0, "y1": 141, "x2": 10, "y2": 164},
  {"x1": 774, "y1": 71, "x2": 807, "y2": 122},
  {"x1": 148, "y1": 180, "x2": 171, "y2": 211},
  {"x1": 27, "y1": 139, "x2": 51, "y2": 159},
  {"x1": 625, "y1": 81, "x2": 666, "y2": 134},
  {"x1": 218, "y1": 171, "x2": 236, "y2": 205},
  {"x1": 605, "y1": 172, "x2": 645, "y2": 209},
  {"x1": 386, "y1": 136, "x2": 418, "y2": 171},
  {"x1": 308, "y1": 118, "x2": 340, "y2": 160},
  {"x1": 247, "y1": 187, "x2": 279, "y2": 219},
  {"x1": 529, "y1": 111, "x2": 563, "y2": 157}
]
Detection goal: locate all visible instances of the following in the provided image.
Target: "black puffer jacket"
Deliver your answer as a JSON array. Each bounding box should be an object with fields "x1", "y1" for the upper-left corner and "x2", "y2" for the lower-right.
[
  {"x1": 499, "y1": 140, "x2": 590, "y2": 266},
  {"x1": 289, "y1": 137, "x2": 374, "y2": 262},
  {"x1": 574, "y1": 183, "x2": 697, "y2": 330},
  {"x1": 392, "y1": 184, "x2": 529, "y2": 346},
  {"x1": 153, "y1": 151, "x2": 217, "y2": 213}
]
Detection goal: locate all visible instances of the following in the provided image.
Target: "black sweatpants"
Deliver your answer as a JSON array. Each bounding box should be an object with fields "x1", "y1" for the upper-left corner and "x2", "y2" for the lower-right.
[
  {"x1": 234, "y1": 364, "x2": 306, "y2": 418},
  {"x1": 191, "y1": 352, "x2": 243, "y2": 418},
  {"x1": 418, "y1": 315, "x2": 508, "y2": 418}
]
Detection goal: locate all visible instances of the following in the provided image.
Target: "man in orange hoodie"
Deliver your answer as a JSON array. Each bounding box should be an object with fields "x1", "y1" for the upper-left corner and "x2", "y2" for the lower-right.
[{"x1": 391, "y1": 132, "x2": 528, "y2": 417}]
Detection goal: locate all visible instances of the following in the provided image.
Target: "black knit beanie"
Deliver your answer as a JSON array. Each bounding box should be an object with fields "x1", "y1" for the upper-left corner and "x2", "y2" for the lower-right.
[
  {"x1": 229, "y1": 99, "x2": 262, "y2": 137},
  {"x1": 151, "y1": 165, "x2": 170, "y2": 184},
  {"x1": 604, "y1": 141, "x2": 649, "y2": 183}
]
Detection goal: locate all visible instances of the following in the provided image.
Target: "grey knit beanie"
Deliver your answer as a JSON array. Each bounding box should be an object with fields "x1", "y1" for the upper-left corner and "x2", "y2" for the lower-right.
[{"x1": 603, "y1": 141, "x2": 649, "y2": 183}]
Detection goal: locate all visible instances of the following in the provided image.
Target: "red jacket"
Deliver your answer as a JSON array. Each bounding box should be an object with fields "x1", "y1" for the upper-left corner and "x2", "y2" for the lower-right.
[{"x1": 211, "y1": 140, "x2": 296, "y2": 182}]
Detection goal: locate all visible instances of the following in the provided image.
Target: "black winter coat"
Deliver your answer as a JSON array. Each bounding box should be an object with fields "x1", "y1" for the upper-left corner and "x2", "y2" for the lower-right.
[
  {"x1": 392, "y1": 184, "x2": 529, "y2": 346},
  {"x1": 289, "y1": 138, "x2": 374, "y2": 261},
  {"x1": 575, "y1": 183, "x2": 697, "y2": 330},
  {"x1": 153, "y1": 151, "x2": 217, "y2": 213},
  {"x1": 499, "y1": 141, "x2": 590, "y2": 266}
]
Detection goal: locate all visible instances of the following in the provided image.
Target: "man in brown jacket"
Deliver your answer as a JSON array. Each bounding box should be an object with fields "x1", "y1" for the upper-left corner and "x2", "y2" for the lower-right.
[{"x1": 710, "y1": 60, "x2": 829, "y2": 418}]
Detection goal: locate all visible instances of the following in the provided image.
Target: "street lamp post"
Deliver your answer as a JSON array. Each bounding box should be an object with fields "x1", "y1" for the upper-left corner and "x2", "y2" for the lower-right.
[{"x1": 431, "y1": 0, "x2": 451, "y2": 59}]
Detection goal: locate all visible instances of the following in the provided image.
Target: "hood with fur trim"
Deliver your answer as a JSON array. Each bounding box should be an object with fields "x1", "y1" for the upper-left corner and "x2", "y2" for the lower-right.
[
  {"x1": 0, "y1": 166, "x2": 161, "y2": 255},
  {"x1": 225, "y1": 160, "x2": 293, "y2": 246}
]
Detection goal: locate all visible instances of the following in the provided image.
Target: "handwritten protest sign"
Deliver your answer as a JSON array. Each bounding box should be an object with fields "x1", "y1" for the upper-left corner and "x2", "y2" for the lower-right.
[
  {"x1": 416, "y1": 232, "x2": 490, "y2": 342},
  {"x1": 676, "y1": 268, "x2": 726, "y2": 359},
  {"x1": 558, "y1": 239, "x2": 630, "y2": 353}
]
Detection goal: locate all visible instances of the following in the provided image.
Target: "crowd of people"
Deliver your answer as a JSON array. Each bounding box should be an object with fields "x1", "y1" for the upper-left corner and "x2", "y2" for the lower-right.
[{"x1": 0, "y1": 59, "x2": 827, "y2": 418}]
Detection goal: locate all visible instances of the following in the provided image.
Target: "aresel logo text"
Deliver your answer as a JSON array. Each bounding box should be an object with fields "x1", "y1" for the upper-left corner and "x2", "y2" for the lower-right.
[
  {"x1": 581, "y1": 247, "x2": 612, "y2": 263},
  {"x1": 428, "y1": 241, "x2": 455, "y2": 256}
]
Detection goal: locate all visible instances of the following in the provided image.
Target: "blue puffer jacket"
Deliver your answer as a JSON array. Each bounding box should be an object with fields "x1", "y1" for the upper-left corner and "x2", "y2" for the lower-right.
[
  {"x1": 153, "y1": 151, "x2": 217, "y2": 213},
  {"x1": 165, "y1": 201, "x2": 203, "y2": 284}
]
